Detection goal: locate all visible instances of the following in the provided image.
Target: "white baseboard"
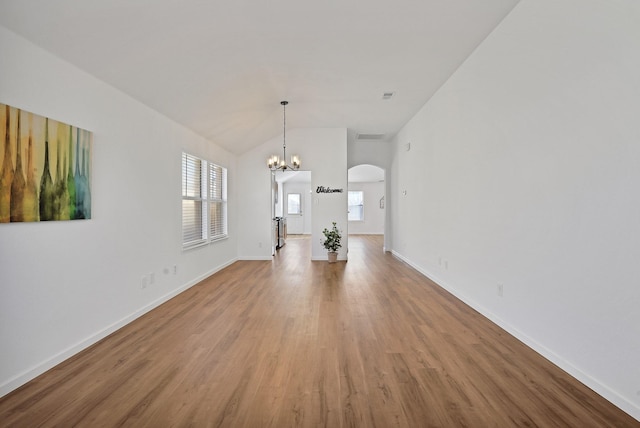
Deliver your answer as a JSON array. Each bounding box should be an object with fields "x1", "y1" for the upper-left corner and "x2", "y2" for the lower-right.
[
  {"x1": 238, "y1": 256, "x2": 273, "y2": 261},
  {"x1": 0, "y1": 257, "x2": 237, "y2": 398},
  {"x1": 390, "y1": 250, "x2": 640, "y2": 422}
]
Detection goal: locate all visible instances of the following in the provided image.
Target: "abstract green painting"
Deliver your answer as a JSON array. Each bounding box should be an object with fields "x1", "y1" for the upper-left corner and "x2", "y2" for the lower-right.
[{"x1": 0, "y1": 103, "x2": 92, "y2": 223}]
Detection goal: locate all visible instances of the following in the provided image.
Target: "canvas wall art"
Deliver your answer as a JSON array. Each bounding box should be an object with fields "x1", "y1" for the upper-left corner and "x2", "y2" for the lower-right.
[{"x1": 0, "y1": 103, "x2": 92, "y2": 223}]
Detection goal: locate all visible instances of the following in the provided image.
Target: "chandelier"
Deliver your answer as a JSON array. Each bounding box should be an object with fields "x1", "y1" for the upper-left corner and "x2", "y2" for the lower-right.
[{"x1": 267, "y1": 101, "x2": 300, "y2": 171}]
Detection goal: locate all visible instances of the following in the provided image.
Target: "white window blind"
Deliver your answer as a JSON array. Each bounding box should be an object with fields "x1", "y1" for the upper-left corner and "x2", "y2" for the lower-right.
[
  {"x1": 287, "y1": 193, "x2": 301, "y2": 215},
  {"x1": 348, "y1": 190, "x2": 364, "y2": 221},
  {"x1": 208, "y1": 162, "x2": 227, "y2": 241},
  {"x1": 182, "y1": 153, "x2": 205, "y2": 247},
  {"x1": 182, "y1": 152, "x2": 227, "y2": 249}
]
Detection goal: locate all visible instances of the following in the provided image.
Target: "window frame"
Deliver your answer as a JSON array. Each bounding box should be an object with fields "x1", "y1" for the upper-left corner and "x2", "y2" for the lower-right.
[
  {"x1": 287, "y1": 193, "x2": 302, "y2": 215},
  {"x1": 348, "y1": 190, "x2": 364, "y2": 222},
  {"x1": 182, "y1": 152, "x2": 228, "y2": 250},
  {"x1": 208, "y1": 162, "x2": 228, "y2": 242}
]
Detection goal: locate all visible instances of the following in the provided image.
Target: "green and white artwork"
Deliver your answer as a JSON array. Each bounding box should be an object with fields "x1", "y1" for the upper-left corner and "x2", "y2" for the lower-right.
[{"x1": 0, "y1": 103, "x2": 92, "y2": 223}]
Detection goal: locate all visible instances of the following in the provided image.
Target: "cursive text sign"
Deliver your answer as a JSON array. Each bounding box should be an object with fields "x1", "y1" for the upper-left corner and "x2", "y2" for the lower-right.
[{"x1": 316, "y1": 186, "x2": 344, "y2": 194}]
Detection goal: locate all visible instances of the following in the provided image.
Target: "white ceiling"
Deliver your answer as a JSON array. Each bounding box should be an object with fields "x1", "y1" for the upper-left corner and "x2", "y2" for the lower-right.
[{"x1": 0, "y1": 0, "x2": 519, "y2": 155}]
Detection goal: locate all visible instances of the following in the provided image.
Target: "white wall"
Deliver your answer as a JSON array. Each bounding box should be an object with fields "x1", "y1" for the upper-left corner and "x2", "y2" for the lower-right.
[
  {"x1": 347, "y1": 140, "x2": 392, "y2": 171},
  {"x1": 238, "y1": 128, "x2": 348, "y2": 261},
  {"x1": 390, "y1": 0, "x2": 640, "y2": 419},
  {"x1": 0, "y1": 26, "x2": 238, "y2": 396},
  {"x1": 347, "y1": 181, "x2": 384, "y2": 235}
]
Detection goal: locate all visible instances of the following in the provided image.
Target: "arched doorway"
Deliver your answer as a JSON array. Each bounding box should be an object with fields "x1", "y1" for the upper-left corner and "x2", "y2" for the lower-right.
[{"x1": 347, "y1": 164, "x2": 386, "y2": 252}]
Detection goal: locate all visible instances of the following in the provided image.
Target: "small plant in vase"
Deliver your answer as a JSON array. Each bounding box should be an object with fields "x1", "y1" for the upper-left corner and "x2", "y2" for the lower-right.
[{"x1": 322, "y1": 222, "x2": 342, "y2": 263}]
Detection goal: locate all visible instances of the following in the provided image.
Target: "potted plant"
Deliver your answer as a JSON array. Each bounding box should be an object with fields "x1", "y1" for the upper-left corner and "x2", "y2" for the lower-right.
[{"x1": 321, "y1": 222, "x2": 342, "y2": 263}]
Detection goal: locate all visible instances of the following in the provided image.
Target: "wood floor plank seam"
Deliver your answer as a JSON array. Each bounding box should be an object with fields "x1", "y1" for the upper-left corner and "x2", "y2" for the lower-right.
[{"x1": 0, "y1": 235, "x2": 638, "y2": 427}]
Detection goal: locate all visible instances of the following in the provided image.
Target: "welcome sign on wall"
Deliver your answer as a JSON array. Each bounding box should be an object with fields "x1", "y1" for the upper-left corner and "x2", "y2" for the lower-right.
[
  {"x1": 316, "y1": 186, "x2": 343, "y2": 193},
  {"x1": 0, "y1": 103, "x2": 92, "y2": 223}
]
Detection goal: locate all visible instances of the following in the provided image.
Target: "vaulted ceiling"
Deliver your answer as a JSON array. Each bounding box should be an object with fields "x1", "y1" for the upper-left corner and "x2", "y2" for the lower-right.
[{"x1": 0, "y1": 0, "x2": 520, "y2": 155}]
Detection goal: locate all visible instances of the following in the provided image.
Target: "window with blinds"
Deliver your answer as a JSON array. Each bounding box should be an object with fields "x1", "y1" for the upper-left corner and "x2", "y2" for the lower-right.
[
  {"x1": 208, "y1": 163, "x2": 227, "y2": 241},
  {"x1": 182, "y1": 152, "x2": 227, "y2": 249},
  {"x1": 348, "y1": 190, "x2": 364, "y2": 221},
  {"x1": 287, "y1": 193, "x2": 301, "y2": 215}
]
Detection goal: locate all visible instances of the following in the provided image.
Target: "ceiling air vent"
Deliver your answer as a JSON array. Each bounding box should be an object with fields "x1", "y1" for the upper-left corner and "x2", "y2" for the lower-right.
[
  {"x1": 382, "y1": 92, "x2": 395, "y2": 100},
  {"x1": 356, "y1": 133, "x2": 386, "y2": 141}
]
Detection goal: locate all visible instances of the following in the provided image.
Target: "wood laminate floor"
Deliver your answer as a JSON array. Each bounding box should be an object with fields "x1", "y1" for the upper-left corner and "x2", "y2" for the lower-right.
[{"x1": 1, "y1": 235, "x2": 638, "y2": 427}]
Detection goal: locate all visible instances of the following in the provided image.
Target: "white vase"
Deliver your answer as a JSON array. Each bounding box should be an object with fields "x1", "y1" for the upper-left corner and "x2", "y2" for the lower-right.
[{"x1": 327, "y1": 251, "x2": 338, "y2": 263}]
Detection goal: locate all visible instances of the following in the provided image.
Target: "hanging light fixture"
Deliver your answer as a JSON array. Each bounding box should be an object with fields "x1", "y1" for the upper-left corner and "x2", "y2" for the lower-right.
[{"x1": 268, "y1": 101, "x2": 300, "y2": 171}]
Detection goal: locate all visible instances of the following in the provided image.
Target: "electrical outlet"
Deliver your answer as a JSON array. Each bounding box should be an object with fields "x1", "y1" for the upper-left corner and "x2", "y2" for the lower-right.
[
  {"x1": 497, "y1": 283, "x2": 504, "y2": 297},
  {"x1": 173, "y1": 265, "x2": 178, "y2": 275},
  {"x1": 149, "y1": 272, "x2": 155, "y2": 285},
  {"x1": 444, "y1": 260, "x2": 449, "y2": 270},
  {"x1": 141, "y1": 275, "x2": 148, "y2": 289},
  {"x1": 258, "y1": 241, "x2": 262, "y2": 248}
]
